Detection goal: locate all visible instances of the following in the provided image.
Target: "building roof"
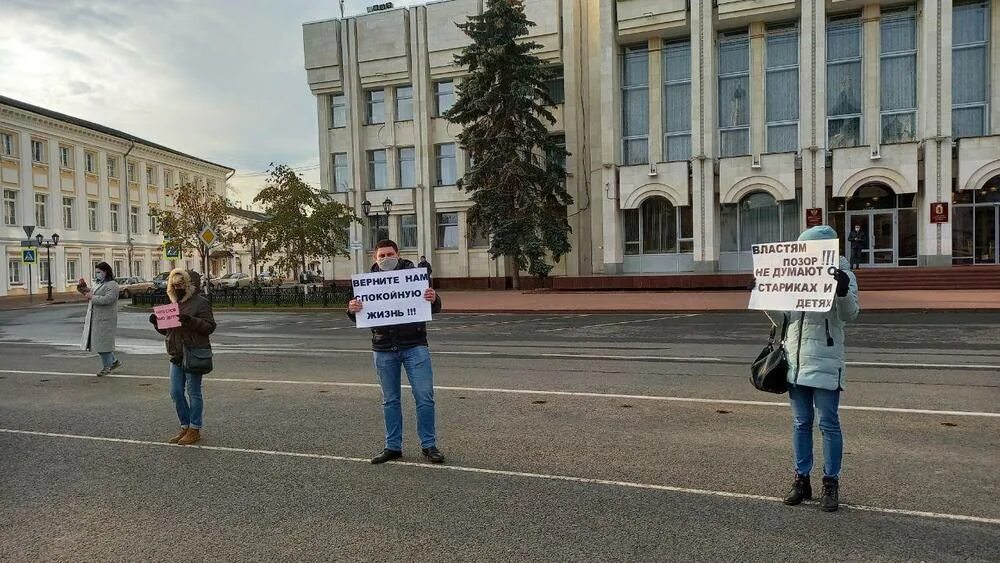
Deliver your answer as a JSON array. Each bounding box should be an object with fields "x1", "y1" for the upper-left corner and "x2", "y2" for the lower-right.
[
  {"x1": 227, "y1": 207, "x2": 270, "y2": 222},
  {"x1": 0, "y1": 95, "x2": 234, "y2": 173}
]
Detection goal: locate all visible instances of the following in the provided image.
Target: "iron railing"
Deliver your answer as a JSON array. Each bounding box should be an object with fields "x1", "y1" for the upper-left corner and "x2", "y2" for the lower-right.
[{"x1": 132, "y1": 286, "x2": 353, "y2": 308}]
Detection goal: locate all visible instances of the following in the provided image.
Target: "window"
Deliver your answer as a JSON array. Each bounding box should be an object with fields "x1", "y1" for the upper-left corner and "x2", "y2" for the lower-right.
[
  {"x1": 365, "y1": 89, "x2": 385, "y2": 125},
  {"x1": 953, "y1": 1, "x2": 990, "y2": 138},
  {"x1": 133, "y1": 261, "x2": 142, "y2": 277},
  {"x1": 1, "y1": 132, "x2": 14, "y2": 156},
  {"x1": 162, "y1": 169, "x2": 171, "y2": 187},
  {"x1": 718, "y1": 31, "x2": 750, "y2": 157},
  {"x1": 434, "y1": 81, "x2": 455, "y2": 116},
  {"x1": 85, "y1": 152, "x2": 96, "y2": 174},
  {"x1": 623, "y1": 197, "x2": 694, "y2": 255},
  {"x1": 34, "y1": 193, "x2": 47, "y2": 228},
  {"x1": 59, "y1": 146, "x2": 72, "y2": 169},
  {"x1": 721, "y1": 192, "x2": 800, "y2": 252},
  {"x1": 31, "y1": 139, "x2": 45, "y2": 163},
  {"x1": 437, "y1": 212, "x2": 459, "y2": 249},
  {"x1": 3, "y1": 190, "x2": 16, "y2": 226},
  {"x1": 368, "y1": 214, "x2": 389, "y2": 250},
  {"x1": 88, "y1": 201, "x2": 99, "y2": 231},
  {"x1": 367, "y1": 150, "x2": 387, "y2": 190},
  {"x1": 766, "y1": 25, "x2": 799, "y2": 153},
  {"x1": 149, "y1": 209, "x2": 159, "y2": 234},
  {"x1": 469, "y1": 220, "x2": 489, "y2": 248},
  {"x1": 113, "y1": 260, "x2": 124, "y2": 277},
  {"x1": 130, "y1": 205, "x2": 139, "y2": 234},
  {"x1": 880, "y1": 7, "x2": 917, "y2": 144},
  {"x1": 398, "y1": 147, "x2": 416, "y2": 188},
  {"x1": 662, "y1": 41, "x2": 692, "y2": 161},
  {"x1": 400, "y1": 214, "x2": 418, "y2": 249},
  {"x1": 622, "y1": 46, "x2": 649, "y2": 165},
  {"x1": 543, "y1": 66, "x2": 565, "y2": 105},
  {"x1": 107, "y1": 156, "x2": 118, "y2": 179},
  {"x1": 395, "y1": 86, "x2": 413, "y2": 121},
  {"x1": 63, "y1": 197, "x2": 74, "y2": 230},
  {"x1": 39, "y1": 259, "x2": 50, "y2": 284},
  {"x1": 8, "y1": 259, "x2": 22, "y2": 285},
  {"x1": 66, "y1": 259, "x2": 78, "y2": 281},
  {"x1": 332, "y1": 153, "x2": 349, "y2": 192},
  {"x1": 146, "y1": 166, "x2": 155, "y2": 185},
  {"x1": 435, "y1": 144, "x2": 457, "y2": 186},
  {"x1": 827, "y1": 15, "x2": 863, "y2": 149},
  {"x1": 110, "y1": 203, "x2": 120, "y2": 233},
  {"x1": 330, "y1": 93, "x2": 347, "y2": 128},
  {"x1": 127, "y1": 161, "x2": 137, "y2": 183}
]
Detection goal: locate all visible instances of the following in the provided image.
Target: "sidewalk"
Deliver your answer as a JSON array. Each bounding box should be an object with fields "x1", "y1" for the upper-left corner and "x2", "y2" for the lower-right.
[{"x1": 0, "y1": 291, "x2": 88, "y2": 310}]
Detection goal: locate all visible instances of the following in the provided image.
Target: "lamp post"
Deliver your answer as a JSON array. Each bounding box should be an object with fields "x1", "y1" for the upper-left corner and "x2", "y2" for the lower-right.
[
  {"x1": 360, "y1": 197, "x2": 393, "y2": 248},
  {"x1": 35, "y1": 232, "x2": 60, "y2": 301}
]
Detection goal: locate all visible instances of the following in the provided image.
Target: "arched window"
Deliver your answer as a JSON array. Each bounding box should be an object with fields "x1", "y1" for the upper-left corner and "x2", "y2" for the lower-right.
[
  {"x1": 623, "y1": 196, "x2": 693, "y2": 255},
  {"x1": 721, "y1": 191, "x2": 799, "y2": 251}
]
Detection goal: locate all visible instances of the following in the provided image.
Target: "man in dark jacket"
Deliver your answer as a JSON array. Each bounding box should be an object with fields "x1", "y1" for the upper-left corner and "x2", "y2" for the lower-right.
[
  {"x1": 417, "y1": 255, "x2": 433, "y2": 275},
  {"x1": 348, "y1": 239, "x2": 444, "y2": 464},
  {"x1": 847, "y1": 224, "x2": 867, "y2": 269}
]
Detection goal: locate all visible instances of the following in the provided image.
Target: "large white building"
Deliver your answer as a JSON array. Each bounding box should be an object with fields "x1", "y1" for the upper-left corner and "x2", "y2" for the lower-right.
[
  {"x1": 304, "y1": 0, "x2": 1000, "y2": 280},
  {"x1": 0, "y1": 96, "x2": 233, "y2": 296}
]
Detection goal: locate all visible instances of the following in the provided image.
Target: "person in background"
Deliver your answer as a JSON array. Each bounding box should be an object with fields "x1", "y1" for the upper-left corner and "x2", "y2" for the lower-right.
[
  {"x1": 149, "y1": 268, "x2": 216, "y2": 446},
  {"x1": 847, "y1": 223, "x2": 867, "y2": 270},
  {"x1": 78, "y1": 262, "x2": 121, "y2": 377},
  {"x1": 417, "y1": 255, "x2": 432, "y2": 276},
  {"x1": 775, "y1": 225, "x2": 860, "y2": 512},
  {"x1": 348, "y1": 240, "x2": 444, "y2": 465}
]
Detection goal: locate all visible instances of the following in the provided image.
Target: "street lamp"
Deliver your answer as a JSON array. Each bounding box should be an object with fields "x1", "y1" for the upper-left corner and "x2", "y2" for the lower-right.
[
  {"x1": 35, "y1": 232, "x2": 60, "y2": 301},
  {"x1": 360, "y1": 198, "x2": 393, "y2": 247}
]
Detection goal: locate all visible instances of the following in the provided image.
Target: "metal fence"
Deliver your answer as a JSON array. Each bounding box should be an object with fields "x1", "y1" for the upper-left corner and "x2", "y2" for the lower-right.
[{"x1": 132, "y1": 286, "x2": 353, "y2": 308}]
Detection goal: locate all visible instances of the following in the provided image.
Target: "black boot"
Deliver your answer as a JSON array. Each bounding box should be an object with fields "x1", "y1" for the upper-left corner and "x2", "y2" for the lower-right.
[
  {"x1": 421, "y1": 447, "x2": 445, "y2": 464},
  {"x1": 783, "y1": 474, "x2": 812, "y2": 506},
  {"x1": 370, "y1": 449, "x2": 402, "y2": 464},
  {"x1": 821, "y1": 477, "x2": 839, "y2": 512}
]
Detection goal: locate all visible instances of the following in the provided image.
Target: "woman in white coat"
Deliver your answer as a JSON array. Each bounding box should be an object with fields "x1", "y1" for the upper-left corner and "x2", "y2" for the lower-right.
[{"x1": 79, "y1": 262, "x2": 121, "y2": 376}]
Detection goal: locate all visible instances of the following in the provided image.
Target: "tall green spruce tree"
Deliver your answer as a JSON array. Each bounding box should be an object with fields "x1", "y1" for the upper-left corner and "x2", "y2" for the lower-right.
[{"x1": 446, "y1": 0, "x2": 572, "y2": 288}]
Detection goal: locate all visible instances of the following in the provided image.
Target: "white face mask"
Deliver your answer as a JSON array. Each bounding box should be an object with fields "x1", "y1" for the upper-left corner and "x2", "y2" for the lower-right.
[
  {"x1": 377, "y1": 256, "x2": 399, "y2": 271},
  {"x1": 96, "y1": 272, "x2": 106, "y2": 282}
]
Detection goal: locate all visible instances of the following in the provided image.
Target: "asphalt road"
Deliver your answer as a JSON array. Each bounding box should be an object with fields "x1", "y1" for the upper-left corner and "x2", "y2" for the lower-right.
[{"x1": 0, "y1": 304, "x2": 998, "y2": 561}]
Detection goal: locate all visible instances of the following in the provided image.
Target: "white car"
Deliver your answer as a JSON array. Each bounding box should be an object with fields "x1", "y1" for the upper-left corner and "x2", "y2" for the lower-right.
[{"x1": 212, "y1": 272, "x2": 251, "y2": 289}]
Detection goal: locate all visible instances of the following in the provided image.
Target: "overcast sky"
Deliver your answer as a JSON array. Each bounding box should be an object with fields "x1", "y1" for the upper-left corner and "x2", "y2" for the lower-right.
[{"x1": 0, "y1": 0, "x2": 427, "y2": 207}]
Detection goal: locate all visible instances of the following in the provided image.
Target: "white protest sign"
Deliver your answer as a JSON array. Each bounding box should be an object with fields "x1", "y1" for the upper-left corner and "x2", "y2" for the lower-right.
[
  {"x1": 748, "y1": 239, "x2": 840, "y2": 313},
  {"x1": 351, "y1": 267, "x2": 432, "y2": 328}
]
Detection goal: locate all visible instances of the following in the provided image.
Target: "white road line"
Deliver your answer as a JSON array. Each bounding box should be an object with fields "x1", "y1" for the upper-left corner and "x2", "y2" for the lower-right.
[
  {"x1": 1, "y1": 427, "x2": 996, "y2": 526},
  {"x1": 537, "y1": 314, "x2": 698, "y2": 332},
  {"x1": 3, "y1": 369, "x2": 998, "y2": 418}
]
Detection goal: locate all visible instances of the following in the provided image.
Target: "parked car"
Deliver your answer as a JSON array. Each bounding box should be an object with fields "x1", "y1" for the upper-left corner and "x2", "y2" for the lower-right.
[
  {"x1": 254, "y1": 272, "x2": 283, "y2": 287},
  {"x1": 118, "y1": 277, "x2": 154, "y2": 298},
  {"x1": 212, "y1": 272, "x2": 252, "y2": 290},
  {"x1": 298, "y1": 271, "x2": 324, "y2": 284},
  {"x1": 151, "y1": 272, "x2": 170, "y2": 293}
]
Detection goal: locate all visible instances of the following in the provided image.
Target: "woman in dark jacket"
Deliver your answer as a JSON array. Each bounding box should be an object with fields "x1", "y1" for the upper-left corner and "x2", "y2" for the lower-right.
[{"x1": 149, "y1": 268, "x2": 216, "y2": 445}]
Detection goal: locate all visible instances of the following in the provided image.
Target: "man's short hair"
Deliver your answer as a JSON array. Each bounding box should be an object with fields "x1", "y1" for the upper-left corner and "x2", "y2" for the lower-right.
[{"x1": 375, "y1": 239, "x2": 399, "y2": 252}]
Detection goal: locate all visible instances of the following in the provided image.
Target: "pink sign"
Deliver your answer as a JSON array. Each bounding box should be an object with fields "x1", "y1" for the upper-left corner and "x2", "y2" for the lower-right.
[{"x1": 154, "y1": 303, "x2": 181, "y2": 329}]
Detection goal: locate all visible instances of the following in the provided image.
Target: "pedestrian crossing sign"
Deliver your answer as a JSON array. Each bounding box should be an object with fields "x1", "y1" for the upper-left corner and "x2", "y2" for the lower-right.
[
  {"x1": 22, "y1": 249, "x2": 36, "y2": 264},
  {"x1": 164, "y1": 242, "x2": 181, "y2": 260}
]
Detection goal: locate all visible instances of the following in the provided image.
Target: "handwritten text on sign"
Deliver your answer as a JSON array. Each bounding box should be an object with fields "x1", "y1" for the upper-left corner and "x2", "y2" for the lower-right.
[
  {"x1": 153, "y1": 303, "x2": 181, "y2": 329},
  {"x1": 748, "y1": 239, "x2": 840, "y2": 312},
  {"x1": 351, "y1": 268, "x2": 432, "y2": 328}
]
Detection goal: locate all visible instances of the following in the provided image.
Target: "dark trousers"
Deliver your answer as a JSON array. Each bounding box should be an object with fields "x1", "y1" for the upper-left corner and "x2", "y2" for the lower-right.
[{"x1": 850, "y1": 247, "x2": 864, "y2": 269}]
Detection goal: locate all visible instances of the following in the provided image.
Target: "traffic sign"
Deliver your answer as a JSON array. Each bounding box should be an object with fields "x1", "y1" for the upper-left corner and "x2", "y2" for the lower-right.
[
  {"x1": 199, "y1": 226, "x2": 219, "y2": 248},
  {"x1": 22, "y1": 249, "x2": 36, "y2": 264},
  {"x1": 23, "y1": 225, "x2": 35, "y2": 239},
  {"x1": 20, "y1": 240, "x2": 37, "y2": 247},
  {"x1": 164, "y1": 242, "x2": 181, "y2": 260},
  {"x1": 350, "y1": 241, "x2": 363, "y2": 251}
]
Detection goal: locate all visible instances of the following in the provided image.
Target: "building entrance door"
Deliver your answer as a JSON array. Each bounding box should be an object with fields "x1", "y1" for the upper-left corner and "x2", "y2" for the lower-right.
[
  {"x1": 973, "y1": 204, "x2": 998, "y2": 264},
  {"x1": 846, "y1": 210, "x2": 896, "y2": 267}
]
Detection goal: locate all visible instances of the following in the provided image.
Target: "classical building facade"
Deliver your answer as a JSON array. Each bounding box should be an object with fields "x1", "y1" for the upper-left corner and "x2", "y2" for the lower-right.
[
  {"x1": 303, "y1": 0, "x2": 1000, "y2": 278},
  {"x1": 0, "y1": 96, "x2": 233, "y2": 295}
]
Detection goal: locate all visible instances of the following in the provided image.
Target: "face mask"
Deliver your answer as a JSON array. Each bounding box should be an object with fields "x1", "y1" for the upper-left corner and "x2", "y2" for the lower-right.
[
  {"x1": 855, "y1": 227, "x2": 861, "y2": 231},
  {"x1": 377, "y1": 256, "x2": 399, "y2": 271},
  {"x1": 96, "y1": 272, "x2": 106, "y2": 282},
  {"x1": 173, "y1": 288, "x2": 186, "y2": 299}
]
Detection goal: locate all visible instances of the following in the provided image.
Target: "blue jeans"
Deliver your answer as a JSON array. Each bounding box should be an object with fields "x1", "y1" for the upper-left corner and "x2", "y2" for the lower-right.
[
  {"x1": 373, "y1": 346, "x2": 436, "y2": 450},
  {"x1": 789, "y1": 384, "x2": 843, "y2": 479},
  {"x1": 169, "y1": 363, "x2": 204, "y2": 429},
  {"x1": 98, "y1": 352, "x2": 118, "y2": 369}
]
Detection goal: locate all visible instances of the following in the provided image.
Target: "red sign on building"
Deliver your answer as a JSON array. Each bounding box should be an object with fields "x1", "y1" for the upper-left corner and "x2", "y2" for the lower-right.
[
  {"x1": 806, "y1": 208, "x2": 823, "y2": 227},
  {"x1": 930, "y1": 202, "x2": 949, "y2": 224}
]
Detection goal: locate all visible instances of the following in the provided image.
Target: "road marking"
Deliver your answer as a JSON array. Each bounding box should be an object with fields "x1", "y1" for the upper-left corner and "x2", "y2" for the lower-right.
[
  {"x1": 537, "y1": 314, "x2": 699, "y2": 332},
  {"x1": 0, "y1": 427, "x2": 996, "y2": 526},
  {"x1": 3, "y1": 369, "x2": 998, "y2": 418}
]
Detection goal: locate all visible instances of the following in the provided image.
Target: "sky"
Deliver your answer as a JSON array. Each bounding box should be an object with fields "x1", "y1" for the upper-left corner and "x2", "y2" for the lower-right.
[{"x1": 0, "y1": 0, "x2": 427, "y2": 209}]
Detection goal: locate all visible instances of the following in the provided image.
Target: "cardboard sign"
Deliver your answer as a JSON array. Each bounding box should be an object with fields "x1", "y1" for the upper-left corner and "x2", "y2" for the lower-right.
[
  {"x1": 930, "y1": 202, "x2": 949, "y2": 224},
  {"x1": 805, "y1": 208, "x2": 824, "y2": 228},
  {"x1": 351, "y1": 268, "x2": 431, "y2": 328},
  {"x1": 153, "y1": 303, "x2": 181, "y2": 329},
  {"x1": 748, "y1": 239, "x2": 840, "y2": 313}
]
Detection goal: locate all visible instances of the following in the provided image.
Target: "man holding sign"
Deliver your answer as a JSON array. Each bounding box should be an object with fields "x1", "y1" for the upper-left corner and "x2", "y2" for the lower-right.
[
  {"x1": 749, "y1": 225, "x2": 859, "y2": 513},
  {"x1": 348, "y1": 239, "x2": 444, "y2": 465}
]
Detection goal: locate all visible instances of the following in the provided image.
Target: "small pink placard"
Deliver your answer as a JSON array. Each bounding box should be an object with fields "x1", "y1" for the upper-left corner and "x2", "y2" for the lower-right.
[{"x1": 154, "y1": 303, "x2": 181, "y2": 329}]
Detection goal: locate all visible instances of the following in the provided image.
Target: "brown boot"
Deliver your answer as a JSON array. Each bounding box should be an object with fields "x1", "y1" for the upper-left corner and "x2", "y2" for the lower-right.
[
  {"x1": 177, "y1": 428, "x2": 201, "y2": 445},
  {"x1": 168, "y1": 428, "x2": 188, "y2": 444}
]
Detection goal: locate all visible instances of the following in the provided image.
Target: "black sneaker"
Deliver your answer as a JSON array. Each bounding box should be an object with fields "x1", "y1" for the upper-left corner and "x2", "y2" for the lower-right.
[
  {"x1": 370, "y1": 449, "x2": 402, "y2": 464},
  {"x1": 821, "y1": 477, "x2": 839, "y2": 512},
  {"x1": 422, "y1": 447, "x2": 445, "y2": 464},
  {"x1": 109, "y1": 360, "x2": 122, "y2": 372},
  {"x1": 783, "y1": 474, "x2": 812, "y2": 506},
  {"x1": 96, "y1": 368, "x2": 110, "y2": 377}
]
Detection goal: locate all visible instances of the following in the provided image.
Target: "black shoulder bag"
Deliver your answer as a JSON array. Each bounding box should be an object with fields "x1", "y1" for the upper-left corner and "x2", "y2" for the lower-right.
[
  {"x1": 750, "y1": 315, "x2": 790, "y2": 394},
  {"x1": 182, "y1": 346, "x2": 214, "y2": 375}
]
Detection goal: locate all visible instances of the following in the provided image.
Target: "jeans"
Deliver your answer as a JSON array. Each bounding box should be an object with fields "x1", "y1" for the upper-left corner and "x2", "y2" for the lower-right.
[
  {"x1": 373, "y1": 346, "x2": 436, "y2": 450},
  {"x1": 169, "y1": 362, "x2": 204, "y2": 429},
  {"x1": 789, "y1": 384, "x2": 843, "y2": 479},
  {"x1": 98, "y1": 352, "x2": 118, "y2": 369}
]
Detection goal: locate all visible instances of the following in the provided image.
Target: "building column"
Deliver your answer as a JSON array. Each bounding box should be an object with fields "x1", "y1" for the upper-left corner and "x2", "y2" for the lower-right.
[
  {"x1": 648, "y1": 38, "x2": 664, "y2": 165},
  {"x1": 919, "y1": 0, "x2": 953, "y2": 266},
  {"x1": 45, "y1": 138, "x2": 60, "y2": 236},
  {"x1": 17, "y1": 128, "x2": 33, "y2": 230},
  {"x1": 72, "y1": 145, "x2": 86, "y2": 236},
  {"x1": 413, "y1": 8, "x2": 435, "y2": 263},
  {"x1": 691, "y1": 0, "x2": 718, "y2": 271},
  {"x1": 749, "y1": 22, "x2": 766, "y2": 160},
  {"x1": 561, "y1": 0, "x2": 591, "y2": 275},
  {"x1": 992, "y1": 2, "x2": 1000, "y2": 134},
  {"x1": 0, "y1": 243, "x2": 8, "y2": 296},
  {"x1": 598, "y1": 0, "x2": 622, "y2": 274},
  {"x1": 97, "y1": 150, "x2": 111, "y2": 234},
  {"x1": 862, "y1": 4, "x2": 881, "y2": 150},
  {"x1": 800, "y1": 0, "x2": 827, "y2": 228}
]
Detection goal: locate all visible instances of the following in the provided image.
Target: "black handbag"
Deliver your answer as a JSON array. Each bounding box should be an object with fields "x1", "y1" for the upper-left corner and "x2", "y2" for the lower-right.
[
  {"x1": 750, "y1": 315, "x2": 790, "y2": 394},
  {"x1": 182, "y1": 346, "x2": 214, "y2": 375}
]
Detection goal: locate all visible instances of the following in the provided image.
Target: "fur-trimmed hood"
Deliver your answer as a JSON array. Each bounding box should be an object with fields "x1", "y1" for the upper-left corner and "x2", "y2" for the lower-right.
[{"x1": 166, "y1": 268, "x2": 196, "y2": 303}]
